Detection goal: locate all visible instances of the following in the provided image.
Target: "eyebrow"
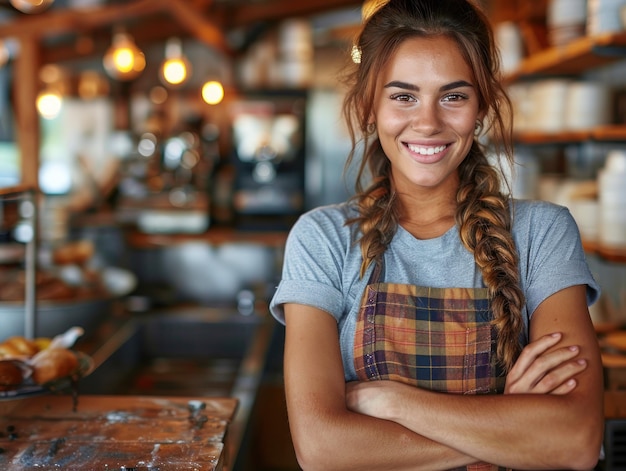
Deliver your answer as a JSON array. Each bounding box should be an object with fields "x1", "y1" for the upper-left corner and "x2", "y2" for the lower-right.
[{"x1": 383, "y1": 80, "x2": 474, "y2": 92}]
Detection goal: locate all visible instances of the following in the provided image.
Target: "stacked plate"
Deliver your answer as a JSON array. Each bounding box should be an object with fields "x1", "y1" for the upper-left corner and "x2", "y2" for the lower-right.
[
  {"x1": 598, "y1": 150, "x2": 626, "y2": 247},
  {"x1": 548, "y1": 0, "x2": 587, "y2": 46},
  {"x1": 587, "y1": 0, "x2": 626, "y2": 35}
]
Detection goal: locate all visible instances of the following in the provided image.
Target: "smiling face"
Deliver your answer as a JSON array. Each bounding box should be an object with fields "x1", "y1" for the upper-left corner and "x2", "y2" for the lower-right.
[{"x1": 374, "y1": 35, "x2": 481, "y2": 197}]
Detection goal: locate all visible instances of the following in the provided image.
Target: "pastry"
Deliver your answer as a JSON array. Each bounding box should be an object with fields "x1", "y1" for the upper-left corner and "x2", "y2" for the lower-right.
[
  {"x1": 31, "y1": 348, "x2": 79, "y2": 385},
  {"x1": 3, "y1": 336, "x2": 39, "y2": 356},
  {"x1": 0, "y1": 342, "x2": 22, "y2": 358},
  {"x1": 0, "y1": 360, "x2": 24, "y2": 391}
]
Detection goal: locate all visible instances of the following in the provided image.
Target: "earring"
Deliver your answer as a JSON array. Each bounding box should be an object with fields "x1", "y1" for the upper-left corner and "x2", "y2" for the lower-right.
[
  {"x1": 474, "y1": 119, "x2": 483, "y2": 136},
  {"x1": 367, "y1": 122, "x2": 376, "y2": 134}
]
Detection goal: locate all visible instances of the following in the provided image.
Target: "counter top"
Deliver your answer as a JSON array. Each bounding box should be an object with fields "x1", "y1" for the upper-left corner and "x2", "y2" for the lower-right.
[{"x1": 0, "y1": 394, "x2": 238, "y2": 470}]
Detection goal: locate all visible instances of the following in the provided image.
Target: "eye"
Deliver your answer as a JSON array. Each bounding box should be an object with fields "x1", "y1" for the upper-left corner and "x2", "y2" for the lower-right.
[
  {"x1": 390, "y1": 93, "x2": 416, "y2": 102},
  {"x1": 442, "y1": 92, "x2": 469, "y2": 102}
]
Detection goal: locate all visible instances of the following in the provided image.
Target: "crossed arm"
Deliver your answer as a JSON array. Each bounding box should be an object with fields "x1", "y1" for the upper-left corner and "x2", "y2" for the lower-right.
[{"x1": 283, "y1": 285, "x2": 604, "y2": 471}]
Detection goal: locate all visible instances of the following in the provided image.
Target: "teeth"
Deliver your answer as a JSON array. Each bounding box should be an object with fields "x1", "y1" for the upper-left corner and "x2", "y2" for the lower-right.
[{"x1": 407, "y1": 144, "x2": 447, "y2": 155}]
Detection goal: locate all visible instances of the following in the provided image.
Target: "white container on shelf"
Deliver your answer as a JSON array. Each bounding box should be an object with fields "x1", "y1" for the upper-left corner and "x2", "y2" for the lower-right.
[
  {"x1": 599, "y1": 204, "x2": 626, "y2": 246},
  {"x1": 528, "y1": 79, "x2": 571, "y2": 132},
  {"x1": 548, "y1": 0, "x2": 588, "y2": 46},
  {"x1": 495, "y1": 21, "x2": 523, "y2": 74},
  {"x1": 570, "y1": 198, "x2": 600, "y2": 242},
  {"x1": 564, "y1": 81, "x2": 612, "y2": 130},
  {"x1": 598, "y1": 150, "x2": 626, "y2": 247},
  {"x1": 605, "y1": 149, "x2": 626, "y2": 172},
  {"x1": 508, "y1": 83, "x2": 533, "y2": 132},
  {"x1": 587, "y1": 0, "x2": 626, "y2": 35},
  {"x1": 549, "y1": 0, "x2": 588, "y2": 26}
]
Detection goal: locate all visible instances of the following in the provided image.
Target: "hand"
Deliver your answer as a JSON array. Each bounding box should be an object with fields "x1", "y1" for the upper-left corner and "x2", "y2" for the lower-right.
[
  {"x1": 346, "y1": 380, "x2": 407, "y2": 420},
  {"x1": 505, "y1": 332, "x2": 588, "y2": 395}
]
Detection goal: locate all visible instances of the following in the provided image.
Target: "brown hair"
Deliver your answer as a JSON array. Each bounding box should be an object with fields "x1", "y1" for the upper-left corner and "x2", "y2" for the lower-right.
[{"x1": 342, "y1": 0, "x2": 524, "y2": 371}]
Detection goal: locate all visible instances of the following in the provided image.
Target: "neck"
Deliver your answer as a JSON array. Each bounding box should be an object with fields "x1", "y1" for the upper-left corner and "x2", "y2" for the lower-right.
[
  {"x1": 399, "y1": 208, "x2": 456, "y2": 240},
  {"x1": 394, "y1": 180, "x2": 458, "y2": 240}
]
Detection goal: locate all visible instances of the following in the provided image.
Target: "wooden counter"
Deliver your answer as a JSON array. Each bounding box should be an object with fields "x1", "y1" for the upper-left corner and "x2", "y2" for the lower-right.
[
  {"x1": 605, "y1": 390, "x2": 626, "y2": 419},
  {"x1": 0, "y1": 394, "x2": 238, "y2": 470}
]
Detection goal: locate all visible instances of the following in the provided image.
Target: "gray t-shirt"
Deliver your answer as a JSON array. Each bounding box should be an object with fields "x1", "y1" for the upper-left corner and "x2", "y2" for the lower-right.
[{"x1": 269, "y1": 199, "x2": 600, "y2": 381}]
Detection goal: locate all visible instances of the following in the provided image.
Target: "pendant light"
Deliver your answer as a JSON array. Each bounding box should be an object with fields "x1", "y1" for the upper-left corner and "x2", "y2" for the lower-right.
[
  {"x1": 201, "y1": 80, "x2": 224, "y2": 105},
  {"x1": 36, "y1": 64, "x2": 66, "y2": 120},
  {"x1": 36, "y1": 89, "x2": 62, "y2": 120},
  {"x1": 103, "y1": 29, "x2": 145, "y2": 81},
  {"x1": 160, "y1": 38, "x2": 191, "y2": 87},
  {"x1": 10, "y1": 0, "x2": 54, "y2": 14}
]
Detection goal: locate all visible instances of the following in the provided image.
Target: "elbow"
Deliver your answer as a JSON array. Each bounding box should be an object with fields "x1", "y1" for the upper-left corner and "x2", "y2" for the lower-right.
[
  {"x1": 290, "y1": 434, "x2": 314, "y2": 471},
  {"x1": 564, "y1": 447, "x2": 601, "y2": 471},
  {"x1": 559, "y1": 416, "x2": 604, "y2": 470},
  {"x1": 290, "y1": 424, "x2": 340, "y2": 471},
  {"x1": 291, "y1": 439, "x2": 334, "y2": 471}
]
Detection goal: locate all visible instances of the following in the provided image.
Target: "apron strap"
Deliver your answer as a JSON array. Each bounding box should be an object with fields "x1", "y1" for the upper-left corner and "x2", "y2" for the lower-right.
[{"x1": 367, "y1": 258, "x2": 385, "y2": 285}]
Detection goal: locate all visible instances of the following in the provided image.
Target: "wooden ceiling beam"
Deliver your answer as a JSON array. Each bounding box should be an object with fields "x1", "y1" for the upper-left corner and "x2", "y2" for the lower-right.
[
  {"x1": 2, "y1": 0, "x2": 365, "y2": 65},
  {"x1": 39, "y1": 16, "x2": 189, "y2": 65},
  {"x1": 0, "y1": 0, "x2": 227, "y2": 52},
  {"x1": 0, "y1": 0, "x2": 164, "y2": 39},
  {"x1": 224, "y1": 0, "x2": 362, "y2": 27},
  {"x1": 164, "y1": 0, "x2": 228, "y2": 52}
]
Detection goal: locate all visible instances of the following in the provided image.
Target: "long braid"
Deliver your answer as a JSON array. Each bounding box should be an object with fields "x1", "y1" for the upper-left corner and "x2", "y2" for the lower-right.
[
  {"x1": 457, "y1": 144, "x2": 524, "y2": 371},
  {"x1": 347, "y1": 149, "x2": 400, "y2": 278}
]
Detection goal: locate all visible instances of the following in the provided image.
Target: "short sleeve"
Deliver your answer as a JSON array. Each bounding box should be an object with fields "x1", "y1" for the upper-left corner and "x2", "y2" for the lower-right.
[
  {"x1": 269, "y1": 207, "x2": 349, "y2": 324},
  {"x1": 522, "y1": 205, "x2": 601, "y2": 317}
]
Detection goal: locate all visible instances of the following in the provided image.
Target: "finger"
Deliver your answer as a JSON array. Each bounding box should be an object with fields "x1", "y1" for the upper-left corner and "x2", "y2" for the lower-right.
[
  {"x1": 508, "y1": 333, "x2": 563, "y2": 380},
  {"x1": 549, "y1": 378, "x2": 577, "y2": 395},
  {"x1": 506, "y1": 346, "x2": 582, "y2": 394},
  {"x1": 533, "y1": 358, "x2": 588, "y2": 394}
]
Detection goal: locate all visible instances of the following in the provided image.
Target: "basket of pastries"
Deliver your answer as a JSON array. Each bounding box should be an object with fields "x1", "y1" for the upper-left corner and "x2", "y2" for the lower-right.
[{"x1": 0, "y1": 327, "x2": 93, "y2": 398}]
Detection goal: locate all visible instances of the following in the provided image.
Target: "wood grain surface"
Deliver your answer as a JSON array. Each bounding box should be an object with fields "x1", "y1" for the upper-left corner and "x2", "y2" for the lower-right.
[{"x1": 0, "y1": 395, "x2": 238, "y2": 471}]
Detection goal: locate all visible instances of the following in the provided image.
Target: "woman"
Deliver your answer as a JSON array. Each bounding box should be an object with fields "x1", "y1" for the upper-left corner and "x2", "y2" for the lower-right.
[{"x1": 269, "y1": 1, "x2": 604, "y2": 469}]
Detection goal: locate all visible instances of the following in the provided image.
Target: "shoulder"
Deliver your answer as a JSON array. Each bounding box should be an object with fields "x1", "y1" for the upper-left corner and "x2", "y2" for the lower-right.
[
  {"x1": 510, "y1": 199, "x2": 577, "y2": 240},
  {"x1": 299, "y1": 202, "x2": 359, "y2": 226},
  {"x1": 287, "y1": 203, "x2": 360, "y2": 244},
  {"x1": 511, "y1": 199, "x2": 570, "y2": 224}
]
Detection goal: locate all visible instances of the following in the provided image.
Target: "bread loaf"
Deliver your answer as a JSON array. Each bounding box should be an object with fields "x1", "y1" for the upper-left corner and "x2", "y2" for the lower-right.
[
  {"x1": 4, "y1": 336, "x2": 39, "y2": 356},
  {"x1": 31, "y1": 348, "x2": 79, "y2": 385},
  {"x1": 0, "y1": 360, "x2": 24, "y2": 391},
  {"x1": 0, "y1": 342, "x2": 22, "y2": 358}
]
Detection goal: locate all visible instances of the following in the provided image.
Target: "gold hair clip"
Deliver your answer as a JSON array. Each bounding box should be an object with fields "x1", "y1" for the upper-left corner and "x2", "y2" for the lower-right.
[{"x1": 351, "y1": 44, "x2": 362, "y2": 64}]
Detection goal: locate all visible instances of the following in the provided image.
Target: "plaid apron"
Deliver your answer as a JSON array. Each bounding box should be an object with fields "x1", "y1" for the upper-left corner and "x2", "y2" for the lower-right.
[{"x1": 354, "y1": 261, "x2": 508, "y2": 471}]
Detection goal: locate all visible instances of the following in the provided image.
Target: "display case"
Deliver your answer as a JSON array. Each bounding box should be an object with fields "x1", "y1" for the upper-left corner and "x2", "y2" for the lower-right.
[{"x1": 0, "y1": 185, "x2": 38, "y2": 338}]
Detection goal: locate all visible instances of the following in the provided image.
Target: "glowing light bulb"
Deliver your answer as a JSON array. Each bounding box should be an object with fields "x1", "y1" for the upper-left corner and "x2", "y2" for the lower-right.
[
  {"x1": 201, "y1": 80, "x2": 224, "y2": 105},
  {"x1": 103, "y1": 31, "x2": 145, "y2": 81},
  {"x1": 159, "y1": 38, "x2": 191, "y2": 87},
  {"x1": 36, "y1": 90, "x2": 62, "y2": 120},
  {"x1": 10, "y1": 0, "x2": 54, "y2": 14},
  {"x1": 162, "y1": 58, "x2": 188, "y2": 85}
]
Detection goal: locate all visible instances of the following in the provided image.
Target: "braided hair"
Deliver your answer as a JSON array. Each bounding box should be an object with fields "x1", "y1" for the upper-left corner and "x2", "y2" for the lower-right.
[{"x1": 342, "y1": 0, "x2": 524, "y2": 371}]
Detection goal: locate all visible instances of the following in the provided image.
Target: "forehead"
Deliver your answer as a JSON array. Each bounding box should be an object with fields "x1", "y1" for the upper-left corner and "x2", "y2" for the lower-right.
[{"x1": 382, "y1": 35, "x2": 474, "y2": 84}]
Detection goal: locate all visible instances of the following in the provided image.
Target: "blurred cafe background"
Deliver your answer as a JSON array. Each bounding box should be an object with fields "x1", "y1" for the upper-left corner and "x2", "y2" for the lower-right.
[{"x1": 1, "y1": 0, "x2": 626, "y2": 469}]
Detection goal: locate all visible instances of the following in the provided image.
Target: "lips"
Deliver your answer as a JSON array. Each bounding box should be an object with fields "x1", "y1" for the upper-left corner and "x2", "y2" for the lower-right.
[{"x1": 406, "y1": 143, "x2": 448, "y2": 156}]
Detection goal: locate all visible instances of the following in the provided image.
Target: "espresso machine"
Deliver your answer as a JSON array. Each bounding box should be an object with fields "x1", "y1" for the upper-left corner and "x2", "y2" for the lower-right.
[{"x1": 230, "y1": 91, "x2": 307, "y2": 230}]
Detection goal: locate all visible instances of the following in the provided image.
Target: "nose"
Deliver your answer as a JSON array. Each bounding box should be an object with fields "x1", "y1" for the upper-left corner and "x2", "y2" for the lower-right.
[{"x1": 411, "y1": 100, "x2": 442, "y2": 135}]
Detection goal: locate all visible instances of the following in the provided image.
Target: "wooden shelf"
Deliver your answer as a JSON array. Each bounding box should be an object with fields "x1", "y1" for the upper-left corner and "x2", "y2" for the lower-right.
[
  {"x1": 505, "y1": 31, "x2": 626, "y2": 81},
  {"x1": 514, "y1": 125, "x2": 626, "y2": 144},
  {"x1": 124, "y1": 226, "x2": 289, "y2": 249},
  {"x1": 583, "y1": 239, "x2": 626, "y2": 263},
  {"x1": 0, "y1": 185, "x2": 35, "y2": 198}
]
